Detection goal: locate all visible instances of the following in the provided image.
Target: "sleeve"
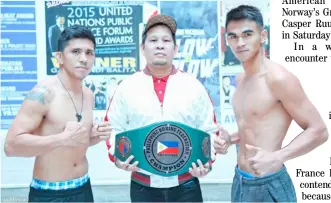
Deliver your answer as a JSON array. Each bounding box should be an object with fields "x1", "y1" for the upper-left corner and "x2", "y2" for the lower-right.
[
  {"x1": 48, "y1": 26, "x2": 54, "y2": 52},
  {"x1": 104, "y1": 84, "x2": 127, "y2": 163},
  {"x1": 194, "y1": 81, "x2": 219, "y2": 163}
]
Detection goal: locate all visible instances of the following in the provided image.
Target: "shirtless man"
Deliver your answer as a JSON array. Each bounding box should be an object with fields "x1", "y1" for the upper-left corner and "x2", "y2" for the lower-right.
[
  {"x1": 4, "y1": 25, "x2": 111, "y2": 202},
  {"x1": 214, "y1": 5, "x2": 328, "y2": 202}
]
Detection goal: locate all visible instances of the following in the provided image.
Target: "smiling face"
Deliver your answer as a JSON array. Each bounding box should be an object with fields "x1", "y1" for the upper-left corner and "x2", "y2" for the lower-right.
[
  {"x1": 141, "y1": 24, "x2": 178, "y2": 68},
  {"x1": 226, "y1": 19, "x2": 266, "y2": 63},
  {"x1": 57, "y1": 38, "x2": 95, "y2": 80}
]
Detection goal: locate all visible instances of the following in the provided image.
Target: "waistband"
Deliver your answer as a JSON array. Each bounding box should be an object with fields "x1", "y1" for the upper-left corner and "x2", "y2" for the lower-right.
[
  {"x1": 235, "y1": 165, "x2": 288, "y2": 185},
  {"x1": 30, "y1": 173, "x2": 89, "y2": 190},
  {"x1": 132, "y1": 171, "x2": 194, "y2": 188},
  {"x1": 237, "y1": 167, "x2": 256, "y2": 179}
]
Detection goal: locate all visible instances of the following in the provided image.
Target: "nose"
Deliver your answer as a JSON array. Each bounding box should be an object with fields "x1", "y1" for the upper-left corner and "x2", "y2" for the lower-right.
[
  {"x1": 79, "y1": 53, "x2": 88, "y2": 64},
  {"x1": 156, "y1": 41, "x2": 164, "y2": 49},
  {"x1": 237, "y1": 37, "x2": 245, "y2": 47}
]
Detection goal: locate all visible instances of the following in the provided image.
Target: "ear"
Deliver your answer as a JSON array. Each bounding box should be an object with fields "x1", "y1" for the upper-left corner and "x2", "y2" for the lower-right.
[
  {"x1": 225, "y1": 37, "x2": 229, "y2": 46},
  {"x1": 260, "y1": 29, "x2": 268, "y2": 44},
  {"x1": 224, "y1": 33, "x2": 230, "y2": 46},
  {"x1": 140, "y1": 44, "x2": 145, "y2": 57},
  {"x1": 174, "y1": 44, "x2": 179, "y2": 57},
  {"x1": 55, "y1": 52, "x2": 64, "y2": 65}
]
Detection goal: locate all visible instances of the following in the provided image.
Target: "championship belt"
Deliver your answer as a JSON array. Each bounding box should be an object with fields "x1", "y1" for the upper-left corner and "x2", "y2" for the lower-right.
[{"x1": 114, "y1": 121, "x2": 211, "y2": 177}]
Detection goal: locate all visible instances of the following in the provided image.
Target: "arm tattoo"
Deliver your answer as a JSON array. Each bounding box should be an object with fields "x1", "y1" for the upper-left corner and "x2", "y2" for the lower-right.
[
  {"x1": 25, "y1": 86, "x2": 52, "y2": 105},
  {"x1": 25, "y1": 91, "x2": 46, "y2": 105}
]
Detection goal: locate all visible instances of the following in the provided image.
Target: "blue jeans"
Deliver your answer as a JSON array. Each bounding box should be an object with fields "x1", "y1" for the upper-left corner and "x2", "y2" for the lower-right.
[
  {"x1": 231, "y1": 165, "x2": 297, "y2": 202},
  {"x1": 130, "y1": 178, "x2": 203, "y2": 202}
]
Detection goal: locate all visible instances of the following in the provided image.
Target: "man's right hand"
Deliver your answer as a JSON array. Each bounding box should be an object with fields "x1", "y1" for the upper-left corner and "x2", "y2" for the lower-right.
[
  {"x1": 62, "y1": 121, "x2": 89, "y2": 147},
  {"x1": 214, "y1": 125, "x2": 231, "y2": 154},
  {"x1": 115, "y1": 155, "x2": 139, "y2": 172}
]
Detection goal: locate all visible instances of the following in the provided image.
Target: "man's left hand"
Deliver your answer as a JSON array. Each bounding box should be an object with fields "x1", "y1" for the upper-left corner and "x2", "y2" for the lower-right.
[
  {"x1": 246, "y1": 144, "x2": 283, "y2": 176},
  {"x1": 189, "y1": 159, "x2": 210, "y2": 178}
]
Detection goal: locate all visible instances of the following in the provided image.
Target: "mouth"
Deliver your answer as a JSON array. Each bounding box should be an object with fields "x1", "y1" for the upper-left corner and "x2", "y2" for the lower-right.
[
  {"x1": 76, "y1": 67, "x2": 88, "y2": 70},
  {"x1": 236, "y1": 50, "x2": 249, "y2": 54},
  {"x1": 155, "y1": 53, "x2": 166, "y2": 56}
]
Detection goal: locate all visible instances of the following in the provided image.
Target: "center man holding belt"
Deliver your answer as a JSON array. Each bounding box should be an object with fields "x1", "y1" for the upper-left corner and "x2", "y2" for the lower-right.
[{"x1": 104, "y1": 14, "x2": 220, "y2": 202}]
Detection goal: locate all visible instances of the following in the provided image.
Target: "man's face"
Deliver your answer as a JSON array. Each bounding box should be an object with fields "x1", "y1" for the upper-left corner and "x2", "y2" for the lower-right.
[
  {"x1": 58, "y1": 38, "x2": 95, "y2": 80},
  {"x1": 85, "y1": 78, "x2": 92, "y2": 85},
  {"x1": 141, "y1": 25, "x2": 178, "y2": 68},
  {"x1": 109, "y1": 79, "x2": 117, "y2": 87},
  {"x1": 223, "y1": 77, "x2": 231, "y2": 87},
  {"x1": 226, "y1": 20, "x2": 265, "y2": 63},
  {"x1": 57, "y1": 17, "x2": 65, "y2": 25},
  {"x1": 99, "y1": 81, "x2": 107, "y2": 91},
  {"x1": 203, "y1": 16, "x2": 217, "y2": 38}
]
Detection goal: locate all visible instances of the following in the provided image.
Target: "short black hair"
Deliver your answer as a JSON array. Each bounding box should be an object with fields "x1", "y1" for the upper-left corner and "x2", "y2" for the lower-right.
[
  {"x1": 225, "y1": 5, "x2": 264, "y2": 30},
  {"x1": 57, "y1": 25, "x2": 96, "y2": 52},
  {"x1": 141, "y1": 23, "x2": 176, "y2": 46},
  {"x1": 55, "y1": 15, "x2": 64, "y2": 19}
]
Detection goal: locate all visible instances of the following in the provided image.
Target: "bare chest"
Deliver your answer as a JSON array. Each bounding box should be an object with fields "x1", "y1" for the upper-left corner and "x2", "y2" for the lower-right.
[
  {"x1": 232, "y1": 79, "x2": 279, "y2": 122},
  {"x1": 43, "y1": 94, "x2": 93, "y2": 133}
]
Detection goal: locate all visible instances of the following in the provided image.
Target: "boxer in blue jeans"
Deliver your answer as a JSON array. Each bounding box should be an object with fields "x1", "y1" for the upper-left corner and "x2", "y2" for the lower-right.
[{"x1": 214, "y1": 5, "x2": 328, "y2": 202}]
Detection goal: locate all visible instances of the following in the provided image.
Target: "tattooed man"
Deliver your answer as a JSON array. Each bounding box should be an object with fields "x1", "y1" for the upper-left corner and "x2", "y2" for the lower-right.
[{"x1": 4, "y1": 25, "x2": 111, "y2": 202}]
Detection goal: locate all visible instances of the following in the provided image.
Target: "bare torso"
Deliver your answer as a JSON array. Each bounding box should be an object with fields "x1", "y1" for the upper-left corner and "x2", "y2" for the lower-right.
[
  {"x1": 33, "y1": 77, "x2": 93, "y2": 181},
  {"x1": 232, "y1": 61, "x2": 292, "y2": 174}
]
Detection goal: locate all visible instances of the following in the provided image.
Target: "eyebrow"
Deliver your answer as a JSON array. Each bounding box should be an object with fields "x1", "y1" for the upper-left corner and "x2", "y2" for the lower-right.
[
  {"x1": 226, "y1": 32, "x2": 236, "y2": 36},
  {"x1": 226, "y1": 29, "x2": 254, "y2": 36},
  {"x1": 71, "y1": 48, "x2": 94, "y2": 52},
  {"x1": 242, "y1": 29, "x2": 254, "y2": 34}
]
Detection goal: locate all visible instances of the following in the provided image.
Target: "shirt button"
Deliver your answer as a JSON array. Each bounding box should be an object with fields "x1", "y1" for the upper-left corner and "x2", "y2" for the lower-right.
[
  {"x1": 159, "y1": 90, "x2": 163, "y2": 94},
  {"x1": 160, "y1": 102, "x2": 163, "y2": 106},
  {"x1": 157, "y1": 80, "x2": 161, "y2": 83}
]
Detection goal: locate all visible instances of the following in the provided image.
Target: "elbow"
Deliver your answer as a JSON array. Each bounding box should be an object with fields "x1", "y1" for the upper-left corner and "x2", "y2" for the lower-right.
[
  {"x1": 4, "y1": 134, "x2": 21, "y2": 157},
  {"x1": 4, "y1": 141, "x2": 16, "y2": 157},
  {"x1": 316, "y1": 125, "x2": 329, "y2": 145}
]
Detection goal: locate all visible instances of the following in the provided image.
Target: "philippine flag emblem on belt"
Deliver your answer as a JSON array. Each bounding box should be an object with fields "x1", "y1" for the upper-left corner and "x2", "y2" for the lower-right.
[
  {"x1": 117, "y1": 137, "x2": 131, "y2": 158},
  {"x1": 157, "y1": 141, "x2": 179, "y2": 155},
  {"x1": 119, "y1": 140, "x2": 129, "y2": 154}
]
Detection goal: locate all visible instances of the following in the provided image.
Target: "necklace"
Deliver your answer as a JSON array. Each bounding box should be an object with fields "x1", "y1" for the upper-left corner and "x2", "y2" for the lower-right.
[{"x1": 57, "y1": 75, "x2": 83, "y2": 122}]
